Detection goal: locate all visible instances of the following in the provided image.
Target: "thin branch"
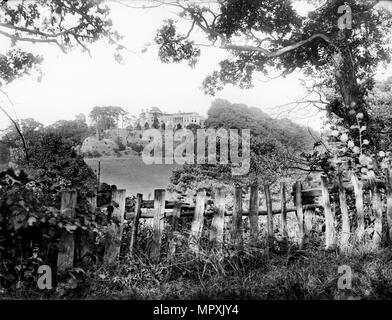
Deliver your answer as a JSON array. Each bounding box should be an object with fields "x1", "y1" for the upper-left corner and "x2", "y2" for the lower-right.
[
  {"x1": 0, "y1": 105, "x2": 29, "y2": 165},
  {"x1": 0, "y1": 30, "x2": 67, "y2": 53}
]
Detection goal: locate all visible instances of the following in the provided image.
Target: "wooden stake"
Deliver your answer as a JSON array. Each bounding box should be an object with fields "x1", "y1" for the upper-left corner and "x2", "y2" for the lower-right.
[
  {"x1": 190, "y1": 190, "x2": 207, "y2": 254},
  {"x1": 321, "y1": 176, "x2": 336, "y2": 250},
  {"x1": 351, "y1": 172, "x2": 365, "y2": 241},
  {"x1": 57, "y1": 190, "x2": 77, "y2": 272},
  {"x1": 103, "y1": 189, "x2": 126, "y2": 264},
  {"x1": 264, "y1": 185, "x2": 274, "y2": 244},
  {"x1": 249, "y1": 184, "x2": 259, "y2": 242},
  {"x1": 304, "y1": 209, "x2": 314, "y2": 243},
  {"x1": 338, "y1": 172, "x2": 350, "y2": 250},
  {"x1": 295, "y1": 181, "x2": 305, "y2": 249},
  {"x1": 231, "y1": 185, "x2": 243, "y2": 246},
  {"x1": 210, "y1": 188, "x2": 225, "y2": 245},
  {"x1": 367, "y1": 171, "x2": 383, "y2": 249},
  {"x1": 129, "y1": 193, "x2": 143, "y2": 256},
  {"x1": 386, "y1": 167, "x2": 392, "y2": 244},
  {"x1": 280, "y1": 182, "x2": 288, "y2": 246},
  {"x1": 79, "y1": 195, "x2": 97, "y2": 265},
  {"x1": 150, "y1": 189, "x2": 166, "y2": 262},
  {"x1": 168, "y1": 203, "x2": 181, "y2": 261}
]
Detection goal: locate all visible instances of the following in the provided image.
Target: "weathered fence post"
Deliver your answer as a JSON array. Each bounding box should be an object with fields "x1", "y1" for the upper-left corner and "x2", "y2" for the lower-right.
[
  {"x1": 338, "y1": 173, "x2": 350, "y2": 250},
  {"x1": 386, "y1": 167, "x2": 392, "y2": 244},
  {"x1": 280, "y1": 182, "x2": 288, "y2": 248},
  {"x1": 264, "y1": 185, "x2": 274, "y2": 245},
  {"x1": 231, "y1": 185, "x2": 243, "y2": 246},
  {"x1": 351, "y1": 172, "x2": 365, "y2": 241},
  {"x1": 249, "y1": 184, "x2": 259, "y2": 242},
  {"x1": 104, "y1": 189, "x2": 126, "y2": 264},
  {"x1": 210, "y1": 187, "x2": 225, "y2": 245},
  {"x1": 57, "y1": 190, "x2": 77, "y2": 272},
  {"x1": 295, "y1": 181, "x2": 305, "y2": 249},
  {"x1": 80, "y1": 194, "x2": 97, "y2": 265},
  {"x1": 129, "y1": 193, "x2": 143, "y2": 256},
  {"x1": 190, "y1": 189, "x2": 207, "y2": 254},
  {"x1": 367, "y1": 171, "x2": 383, "y2": 249},
  {"x1": 304, "y1": 209, "x2": 314, "y2": 243},
  {"x1": 168, "y1": 203, "x2": 181, "y2": 261},
  {"x1": 321, "y1": 176, "x2": 337, "y2": 250},
  {"x1": 150, "y1": 189, "x2": 166, "y2": 262}
]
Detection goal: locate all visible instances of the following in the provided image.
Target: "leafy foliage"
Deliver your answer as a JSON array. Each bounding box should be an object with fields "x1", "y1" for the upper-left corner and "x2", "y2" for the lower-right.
[
  {"x1": 155, "y1": 19, "x2": 200, "y2": 68},
  {"x1": 0, "y1": 168, "x2": 99, "y2": 291},
  {"x1": 168, "y1": 99, "x2": 315, "y2": 193},
  {"x1": 46, "y1": 117, "x2": 92, "y2": 146},
  {"x1": 90, "y1": 106, "x2": 128, "y2": 139},
  {"x1": 1, "y1": 118, "x2": 43, "y2": 148},
  {"x1": 154, "y1": 0, "x2": 392, "y2": 153},
  {"x1": 0, "y1": 0, "x2": 122, "y2": 85}
]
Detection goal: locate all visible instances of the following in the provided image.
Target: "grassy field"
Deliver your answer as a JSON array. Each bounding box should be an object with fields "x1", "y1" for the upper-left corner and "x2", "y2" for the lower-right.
[{"x1": 85, "y1": 155, "x2": 179, "y2": 198}]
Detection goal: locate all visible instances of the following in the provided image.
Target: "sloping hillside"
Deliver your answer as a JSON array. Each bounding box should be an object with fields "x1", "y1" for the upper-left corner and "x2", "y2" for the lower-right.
[{"x1": 206, "y1": 99, "x2": 316, "y2": 154}]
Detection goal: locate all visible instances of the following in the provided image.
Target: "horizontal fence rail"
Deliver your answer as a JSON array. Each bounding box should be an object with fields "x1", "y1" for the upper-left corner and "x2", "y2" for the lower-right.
[{"x1": 51, "y1": 168, "x2": 392, "y2": 274}]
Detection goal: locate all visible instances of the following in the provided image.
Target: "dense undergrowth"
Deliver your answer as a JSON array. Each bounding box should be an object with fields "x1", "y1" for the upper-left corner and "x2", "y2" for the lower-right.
[{"x1": 2, "y1": 219, "x2": 392, "y2": 300}]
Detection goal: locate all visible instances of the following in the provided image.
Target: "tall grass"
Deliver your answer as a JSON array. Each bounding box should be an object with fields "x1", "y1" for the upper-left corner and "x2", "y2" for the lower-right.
[{"x1": 3, "y1": 216, "x2": 392, "y2": 300}]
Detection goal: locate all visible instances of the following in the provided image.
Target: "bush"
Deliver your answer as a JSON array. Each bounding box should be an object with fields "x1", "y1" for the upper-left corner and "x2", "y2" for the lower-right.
[
  {"x1": 0, "y1": 169, "x2": 100, "y2": 294},
  {"x1": 128, "y1": 142, "x2": 144, "y2": 155}
]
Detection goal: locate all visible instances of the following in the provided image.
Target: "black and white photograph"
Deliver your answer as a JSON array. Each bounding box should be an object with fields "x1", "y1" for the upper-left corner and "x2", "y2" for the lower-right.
[{"x1": 0, "y1": 0, "x2": 392, "y2": 307}]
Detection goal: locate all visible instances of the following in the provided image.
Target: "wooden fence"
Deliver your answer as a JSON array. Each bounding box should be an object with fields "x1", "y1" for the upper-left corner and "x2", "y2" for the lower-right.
[{"x1": 56, "y1": 169, "x2": 392, "y2": 271}]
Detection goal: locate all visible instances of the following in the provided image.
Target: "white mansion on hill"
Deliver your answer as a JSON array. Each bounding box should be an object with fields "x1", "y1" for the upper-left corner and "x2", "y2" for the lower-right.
[{"x1": 136, "y1": 107, "x2": 205, "y2": 129}]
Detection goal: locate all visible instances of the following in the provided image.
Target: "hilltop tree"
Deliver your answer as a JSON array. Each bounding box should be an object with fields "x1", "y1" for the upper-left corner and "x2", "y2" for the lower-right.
[
  {"x1": 154, "y1": 0, "x2": 392, "y2": 147},
  {"x1": 46, "y1": 116, "x2": 91, "y2": 145},
  {"x1": 90, "y1": 106, "x2": 128, "y2": 139}
]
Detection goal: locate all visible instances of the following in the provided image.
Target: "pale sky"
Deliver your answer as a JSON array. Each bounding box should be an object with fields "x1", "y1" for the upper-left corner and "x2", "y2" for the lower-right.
[{"x1": 0, "y1": 0, "x2": 391, "y2": 131}]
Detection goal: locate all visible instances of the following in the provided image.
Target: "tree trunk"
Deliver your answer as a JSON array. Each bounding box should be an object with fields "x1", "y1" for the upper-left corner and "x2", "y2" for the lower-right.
[{"x1": 332, "y1": 47, "x2": 368, "y2": 125}]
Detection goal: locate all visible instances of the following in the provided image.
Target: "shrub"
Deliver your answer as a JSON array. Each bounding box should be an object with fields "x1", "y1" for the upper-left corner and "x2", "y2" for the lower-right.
[
  {"x1": 0, "y1": 169, "x2": 101, "y2": 293},
  {"x1": 128, "y1": 142, "x2": 144, "y2": 155}
]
